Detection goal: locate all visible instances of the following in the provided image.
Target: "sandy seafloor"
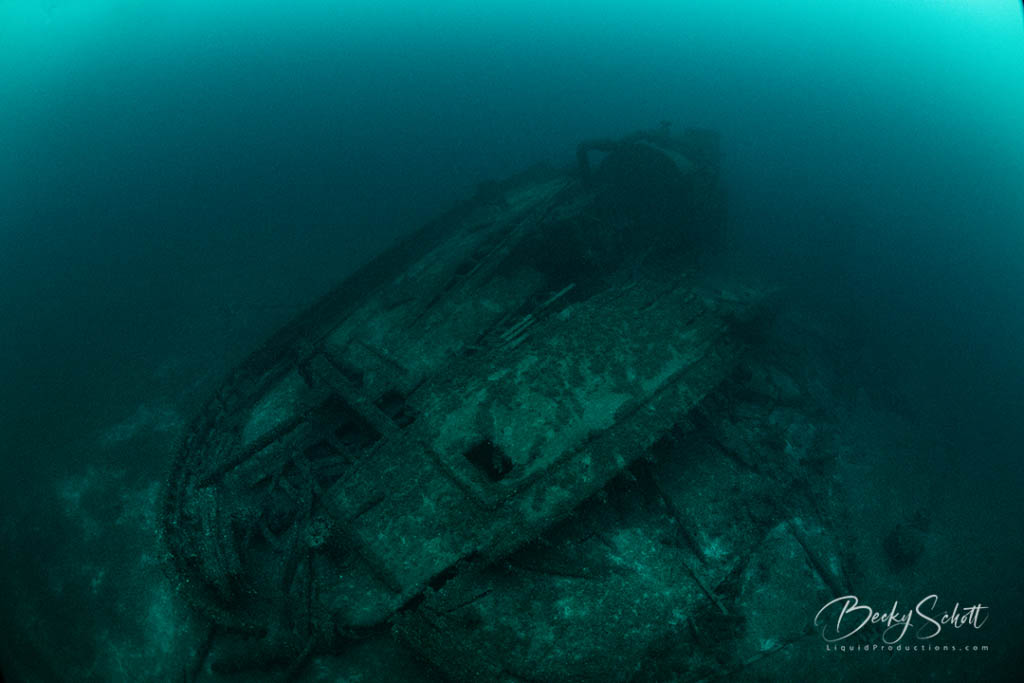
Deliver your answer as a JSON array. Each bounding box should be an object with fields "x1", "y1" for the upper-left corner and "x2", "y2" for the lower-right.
[{"x1": 1, "y1": 245, "x2": 1021, "y2": 682}]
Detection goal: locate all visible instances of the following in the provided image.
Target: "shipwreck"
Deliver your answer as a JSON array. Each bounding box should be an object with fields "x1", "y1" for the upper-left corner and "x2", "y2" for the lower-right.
[{"x1": 160, "y1": 126, "x2": 844, "y2": 680}]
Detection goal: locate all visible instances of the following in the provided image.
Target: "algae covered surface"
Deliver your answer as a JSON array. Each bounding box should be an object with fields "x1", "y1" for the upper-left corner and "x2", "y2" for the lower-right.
[{"x1": 2, "y1": 1, "x2": 1023, "y2": 681}]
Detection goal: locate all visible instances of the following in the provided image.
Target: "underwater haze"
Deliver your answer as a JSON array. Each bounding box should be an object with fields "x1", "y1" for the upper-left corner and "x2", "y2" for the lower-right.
[{"x1": 1, "y1": 0, "x2": 1022, "y2": 681}]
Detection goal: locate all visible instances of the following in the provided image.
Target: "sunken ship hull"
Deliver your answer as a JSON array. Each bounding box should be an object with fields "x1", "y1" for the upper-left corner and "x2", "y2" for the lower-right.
[{"x1": 161, "y1": 128, "x2": 791, "y2": 676}]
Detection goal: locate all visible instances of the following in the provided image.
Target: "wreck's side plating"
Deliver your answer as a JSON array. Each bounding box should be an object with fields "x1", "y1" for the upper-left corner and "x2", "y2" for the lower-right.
[{"x1": 161, "y1": 129, "x2": 772, "y2": 662}]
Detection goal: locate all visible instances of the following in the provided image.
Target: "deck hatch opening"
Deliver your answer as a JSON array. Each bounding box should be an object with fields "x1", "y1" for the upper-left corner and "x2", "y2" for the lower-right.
[
  {"x1": 317, "y1": 396, "x2": 382, "y2": 451},
  {"x1": 335, "y1": 417, "x2": 381, "y2": 450},
  {"x1": 335, "y1": 360, "x2": 365, "y2": 387},
  {"x1": 375, "y1": 389, "x2": 417, "y2": 427},
  {"x1": 306, "y1": 440, "x2": 341, "y2": 459},
  {"x1": 464, "y1": 439, "x2": 513, "y2": 482}
]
